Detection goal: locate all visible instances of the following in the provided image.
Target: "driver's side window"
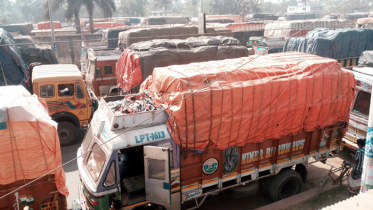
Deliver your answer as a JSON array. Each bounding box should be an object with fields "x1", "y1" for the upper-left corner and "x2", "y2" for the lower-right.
[{"x1": 58, "y1": 84, "x2": 74, "y2": 97}]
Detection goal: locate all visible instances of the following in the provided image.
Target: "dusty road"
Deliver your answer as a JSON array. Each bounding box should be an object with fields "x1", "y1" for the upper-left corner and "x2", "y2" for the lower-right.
[{"x1": 61, "y1": 129, "x2": 353, "y2": 209}]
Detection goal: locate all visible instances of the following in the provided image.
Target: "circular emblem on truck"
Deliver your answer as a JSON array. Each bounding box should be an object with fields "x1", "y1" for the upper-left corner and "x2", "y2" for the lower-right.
[{"x1": 202, "y1": 158, "x2": 219, "y2": 175}]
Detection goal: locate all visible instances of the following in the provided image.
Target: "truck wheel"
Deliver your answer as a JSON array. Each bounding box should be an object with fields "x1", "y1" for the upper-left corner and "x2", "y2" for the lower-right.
[
  {"x1": 58, "y1": 122, "x2": 78, "y2": 146},
  {"x1": 267, "y1": 169, "x2": 303, "y2": 201},
  {"x1": 259, "y1": 177, "x2": 271, "y2": 196},
  {"x1": 225, "y1": 181, "x2": 259, "y2": 199}
]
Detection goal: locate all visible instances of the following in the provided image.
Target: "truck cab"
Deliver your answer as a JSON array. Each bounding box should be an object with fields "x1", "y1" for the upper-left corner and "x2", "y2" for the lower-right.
[
  {"x1": 85, "y1": 49, "x2": 122, "y2": 97},
  {"x1": 32, "y1": 64, "x2": 95, "y2": 146},
  {"x1": 77, "y1": 96, "x2": 180, "y2": 210},
  {"x1": 247, "y1": 36, "x2": 284, "y2": 55},
  {"x1": 343, "y1": 66, "x2": 372, "y2": 151}
]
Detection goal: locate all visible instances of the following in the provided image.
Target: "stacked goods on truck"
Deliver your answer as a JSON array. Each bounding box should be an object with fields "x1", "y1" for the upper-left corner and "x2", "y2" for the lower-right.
[
  {"x1": 86, "y1": 22, "x2": 127, "y2": 30},
  {"x1": 0, "y1": 85, "x2": 68, "y2": 210},
  {"x1": 0, "y1": 29, "x2": 29, "y2": 90},
  {"x1": 283, "y1": 28, "x2": 373, "y2": 67},
  {"x1": 244, "y1": 13, "x2": 279, "y2": 21},
  {"x1": 264, "y1": 19, "x2": 355, "y2": 38},
  {"x1": 76, "y1": 52, "x2": 355, "y2": 210},
  {"x1": 12, "y1": 36, "x2": 58, "y2": 66},
  {"x1": 0, "y1": 23, "x2": 33, "y2": 35},
  {"x1": 37, "y1": 21, "x2": 62, "y2": 30},
  {"x1": 146, "y1": 16, "x2": 189, "y2": 25},
  {"x1": 357, "y1": 17, "x2": 373, "y2": 28},
  {"x1": 206, "y1": 18, "x2": 235, "y2": 24},
  {"x1": 207, "y1": 15, "x2": 242, "y2": 23},
  {"x1": 116, "y1": 36, "x2": 248, "y2": 92},
  {"x1": 117, "y1": 26, "x2": 233, "y2": 49}
]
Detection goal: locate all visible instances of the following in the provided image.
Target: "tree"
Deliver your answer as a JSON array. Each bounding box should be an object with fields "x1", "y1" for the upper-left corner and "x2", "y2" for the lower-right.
[
  {"x1": 153, "y1": 0, "x2": 173, "y2": 16},
  {"x1": 44, "y1": 0, "x2": 116, "y2": 34},
  {"x1": 209, "y1": 0, "x2": 261, "y2": 17},
  {"x1": 118, "y1": 0, "x2": 147, "y2": 17}
]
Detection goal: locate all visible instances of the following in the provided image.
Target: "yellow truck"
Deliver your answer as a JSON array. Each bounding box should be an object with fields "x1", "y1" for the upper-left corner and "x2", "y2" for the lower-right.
[{"x1": 31, "y1": 64, "x2": 97, "y2": 146}]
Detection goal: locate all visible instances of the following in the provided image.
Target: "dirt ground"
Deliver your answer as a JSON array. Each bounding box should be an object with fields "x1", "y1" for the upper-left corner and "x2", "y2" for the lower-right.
[{"x1": 284, "y1": 186, "x2": 351, "y2": 210}]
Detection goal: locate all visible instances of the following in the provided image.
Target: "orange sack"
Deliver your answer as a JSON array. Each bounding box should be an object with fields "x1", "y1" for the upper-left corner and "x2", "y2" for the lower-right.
[{"x1": 141, "y1": 52, "x2": 355, "y2": 151}]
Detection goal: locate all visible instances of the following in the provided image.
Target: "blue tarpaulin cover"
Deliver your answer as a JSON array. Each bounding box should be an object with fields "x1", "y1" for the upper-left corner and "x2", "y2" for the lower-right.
[
  {"x1": 283, "y1": 28, "x2": 373, "y2": 59},
  {"x1": 0, "y1": 29, "x2": 29, "y2": 89}
]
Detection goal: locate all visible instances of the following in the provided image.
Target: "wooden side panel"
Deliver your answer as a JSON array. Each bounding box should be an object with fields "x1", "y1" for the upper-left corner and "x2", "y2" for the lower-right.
[{"x1": 180, "y1": 124, "x2": 344, "y2": 195}]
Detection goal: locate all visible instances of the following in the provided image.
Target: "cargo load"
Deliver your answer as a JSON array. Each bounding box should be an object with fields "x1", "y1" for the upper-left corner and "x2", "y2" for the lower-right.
[
  {"x1": 283, "y1": 28, "x2": 373, "y2": 60},
  {"x1": 357, "y1": 17, "x2": 373, "y2": 29},
  {"x1": 116, "y1": 36, "x2": 248, "y2": 92},
  {"x1": 264, "y1": 19, "x2": 355, "y2": 38},
  {"x1": 117, "y1": 26, "x2": 233, "y2": 49},
  {"x1": 140, "y1": 52, "x2": 355, "y2": 151},
  {"x1": 207, "y1": 15, "x2": 242, "y2": 23},
  {"x1": 0, "y1": 23, "x2": 33, "y2": 35},
  {"x1": 0, "y1": 85, "x2": 68, "y2": 209},
  {"x1": 0, "y1": 29, "x2": 29, "y2": 89},
  {"x1": 19, "y1": 46, "x2": 58, "y2": 66},
  {"x1": 358, "y1": 50, "x2": 373, "y2": 66},
  {"x1": 86, "y1": 22, "x2": 127, "y2": 30},
  {"x1": 146, "y1": 16, "x2": 189, "y2": 25},
  {"x1": 37, "y1": 21, "x2": 62, "y2": 30}
]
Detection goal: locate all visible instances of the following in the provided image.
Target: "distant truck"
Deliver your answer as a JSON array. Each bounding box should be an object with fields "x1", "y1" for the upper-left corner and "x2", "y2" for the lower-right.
[
  {"x1": 85, "y1": 48, "x2": 122, "y2": 97},
  {"x1": 246, "y1": 36, "x2": 284, "y2": 55},
  {"x1": 30, "y1": 63, "x2": 97, "y2": 146},
  {"x1": 75, "y1": 53, "x2": 354, "y2": 210}
]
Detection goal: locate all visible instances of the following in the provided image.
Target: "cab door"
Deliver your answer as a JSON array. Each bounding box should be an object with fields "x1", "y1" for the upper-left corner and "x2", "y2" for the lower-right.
[
  {"x1": 75, "y1": 82, "x2": 90, "y2": 121},
  {"x1": 144, "y1": 146, "x2": 171, "y2": 205}
]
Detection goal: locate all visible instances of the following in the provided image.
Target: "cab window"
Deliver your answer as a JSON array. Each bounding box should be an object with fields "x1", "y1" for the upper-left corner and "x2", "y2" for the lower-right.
[
  {"x1": 58, "y1": 84, "x2": 74, "y2": 97},
  {"x1": 76, "y1": 83, "x2": 84, "y2": 99},
  {"x1": 104, "y1": 66, "x2": 113, "y2": 75},
  {"x1": 86, "y1": 143, "x2": 106, "y2": 181},
  {"x1": 96, "y1": 67, "x2": 101, "y2": 76},
  {"x1": 40, "y1": 84, "x2": 54, "y2": 98},
  {"x1": 353, "y1": 91, "x2": 371, "y2": 117}
]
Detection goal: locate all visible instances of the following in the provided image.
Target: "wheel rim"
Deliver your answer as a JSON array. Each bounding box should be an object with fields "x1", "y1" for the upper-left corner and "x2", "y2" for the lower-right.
[
  {"x1": 280, "y1": 178, "x2": 298, "y2": 198},
  {"x1": 59, "y1": 128, "x2": 70, "y2": 142}
]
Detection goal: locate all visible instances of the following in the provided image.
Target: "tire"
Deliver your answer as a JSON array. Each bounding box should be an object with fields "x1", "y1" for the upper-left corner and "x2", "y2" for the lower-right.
[
  {"x1": 267, "y1": 169, "x2": 303, "y2": 201},
  {"x1": 259, "y1": 177, "x2": 271, "y2": 196},
  {"x1": 225, "y1": 181, "x2": 259, "y2": 199},
  {"x1": 58, "y1": 122, "x2": 78, "y2": 146}
]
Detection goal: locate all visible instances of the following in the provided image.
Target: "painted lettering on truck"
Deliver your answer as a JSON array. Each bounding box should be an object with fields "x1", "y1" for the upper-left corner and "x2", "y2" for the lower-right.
[
  {"x1": 135, "y1": 131, "x2": 166, "y2": 143},
  {"x1": 241, "y1": 139, "x2": 305, "y2": 164}
]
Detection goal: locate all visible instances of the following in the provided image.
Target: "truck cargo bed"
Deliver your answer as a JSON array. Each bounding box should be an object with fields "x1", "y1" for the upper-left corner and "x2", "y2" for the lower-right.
[{"x1": 99, "y1": 96, "x2": 168, "y2": 131}]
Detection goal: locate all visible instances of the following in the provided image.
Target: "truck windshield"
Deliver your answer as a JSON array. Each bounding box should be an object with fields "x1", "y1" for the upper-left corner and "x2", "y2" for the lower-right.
[
  {"x1": 86, "y1": 143, "x2": 106, "y2": 181},
  {"x1": 353, "y1": 91, "x2": 371, "y2": 117}
]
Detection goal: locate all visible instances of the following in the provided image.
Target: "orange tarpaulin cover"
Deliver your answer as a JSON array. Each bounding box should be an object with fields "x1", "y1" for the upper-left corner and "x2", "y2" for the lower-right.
[
  {"x1": 141, "y1": 52, "x2": 355, "y2": 151},
  {"x1": 0, "y1": 86, "x2": 68, "y2": 195}
]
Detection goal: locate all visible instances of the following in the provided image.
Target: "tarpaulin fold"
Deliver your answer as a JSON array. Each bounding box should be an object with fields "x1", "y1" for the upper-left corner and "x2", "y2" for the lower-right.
[{"x1": 140, "y1": 52, "x2": 355, "y2": 151}]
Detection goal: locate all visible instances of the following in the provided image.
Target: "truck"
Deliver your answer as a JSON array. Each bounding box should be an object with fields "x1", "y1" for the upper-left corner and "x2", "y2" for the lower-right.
[
  {"x1": 0, "y1": 85, "x2": 69, "y2": 210},
  {"x1": 29, "y1": 63, "x2": 97, "y2": 146},
  {"x1": 85, "y1": 48, "x2": 122, "y2": 97},
  {"x1": 76, "y1": 53, "x2": 355, "y2": 210},
  {"x1": 343, "y1": 66, "x2": 372, "y2": 151},
  {"x1": 246, "y1": 36, "x2": 284, "y2": 55}
]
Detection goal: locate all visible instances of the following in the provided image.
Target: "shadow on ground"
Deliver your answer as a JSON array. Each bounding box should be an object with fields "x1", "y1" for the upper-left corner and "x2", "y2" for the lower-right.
[{"x1": 61, "y1": 129, "x2": 86, "y2": 173}]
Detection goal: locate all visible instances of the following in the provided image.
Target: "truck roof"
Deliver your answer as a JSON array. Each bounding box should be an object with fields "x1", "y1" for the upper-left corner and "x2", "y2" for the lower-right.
[{"x1": 32, "y1": 64, "x2": 82, "y2": 83}]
